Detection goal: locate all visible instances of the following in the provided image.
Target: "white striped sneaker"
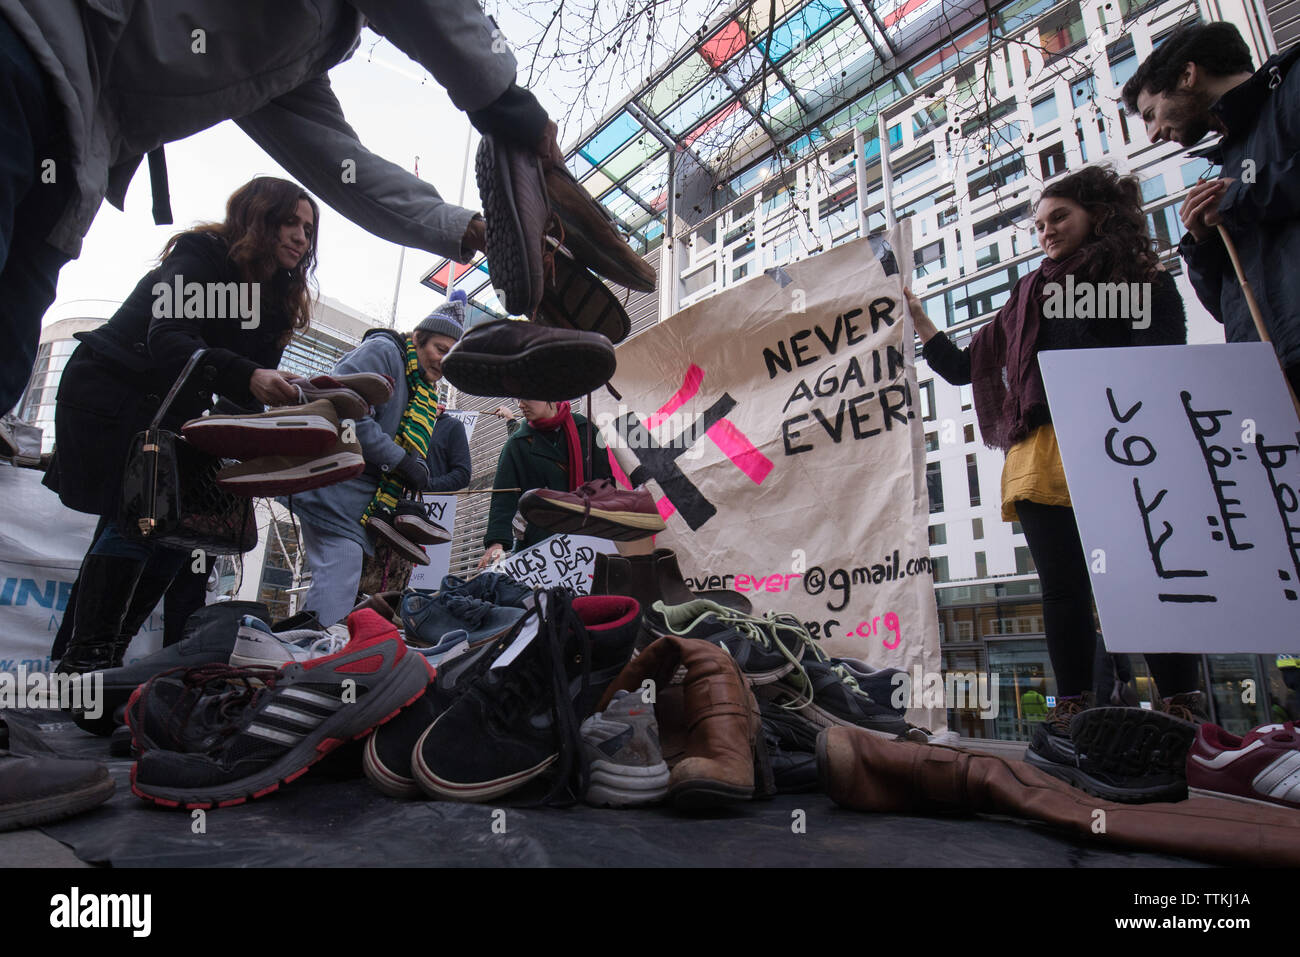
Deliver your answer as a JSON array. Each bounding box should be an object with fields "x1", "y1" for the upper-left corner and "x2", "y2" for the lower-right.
[
  {"x1": 1187, "y1": 721, "x2": 1300, "y2": 810},
  {"x1": 229, "y1": 616, "x2": 349, "y2": 670}
]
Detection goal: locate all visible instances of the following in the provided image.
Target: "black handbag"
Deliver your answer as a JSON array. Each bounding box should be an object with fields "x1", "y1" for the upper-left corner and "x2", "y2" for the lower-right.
[{"x1": 119, "y1": 349, "x2": 258, "y2": 554}]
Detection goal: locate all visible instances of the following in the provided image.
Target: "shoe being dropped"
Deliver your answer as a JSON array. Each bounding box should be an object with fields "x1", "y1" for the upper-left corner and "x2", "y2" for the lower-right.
[
  {"x1": 130, "y1": 610, "x2": 432, "y2": 809},
  {"x1": 582, "y1": 690, "x2": 669, "y2": 808}
]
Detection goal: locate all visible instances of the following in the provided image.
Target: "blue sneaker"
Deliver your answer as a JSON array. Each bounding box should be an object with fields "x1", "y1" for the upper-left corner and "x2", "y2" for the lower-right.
[{"x1": 400, "y1": 590, "x2": 526, "y2": 647}]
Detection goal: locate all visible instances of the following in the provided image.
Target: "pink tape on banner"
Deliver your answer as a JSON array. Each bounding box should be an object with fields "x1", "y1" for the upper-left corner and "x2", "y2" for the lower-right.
[{"x1": 706, "y1": 418, "x2": 773, "y2": 484}]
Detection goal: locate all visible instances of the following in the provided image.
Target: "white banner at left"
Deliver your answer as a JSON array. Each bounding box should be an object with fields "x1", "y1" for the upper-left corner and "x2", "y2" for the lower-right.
[{"x1": 0, "y1": 464, "x2": 164, "y2": 677}]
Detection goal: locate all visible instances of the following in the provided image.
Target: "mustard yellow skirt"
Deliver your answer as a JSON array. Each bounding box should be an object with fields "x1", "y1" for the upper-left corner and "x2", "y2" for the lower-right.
[{"x1": 1000, "y1": 423, "x2": 1071, "y2": 522}]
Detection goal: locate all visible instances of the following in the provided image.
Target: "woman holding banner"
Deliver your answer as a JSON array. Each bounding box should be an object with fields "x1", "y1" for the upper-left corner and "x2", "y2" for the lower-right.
[{"x1": 905, "y1": 164, "x2": 1204, "y2": 793}]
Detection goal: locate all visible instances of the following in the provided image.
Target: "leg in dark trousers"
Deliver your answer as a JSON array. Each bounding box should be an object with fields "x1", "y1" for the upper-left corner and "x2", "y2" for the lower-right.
[
  {"x1": 163, "y1": 563, "x2": 209, "y2": 647},
  {"x1": 1014, "y1": 501, "x2": 1097, "y2": 698},
  {"x1": 1144, "y1": 654, "x2": 1203, "y2": 699},
  {"x1": 51, "y1": 514, "x2": 112, "y2": 659}
]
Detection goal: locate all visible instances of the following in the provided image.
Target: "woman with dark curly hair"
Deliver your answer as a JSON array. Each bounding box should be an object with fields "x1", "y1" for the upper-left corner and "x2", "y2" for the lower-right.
[
  {"x1": 45, "y1": 176, "x2": 317, "y2": 673},
  {"x1": 905, "y1": 165, "x2": 1204, "y2": 778}
]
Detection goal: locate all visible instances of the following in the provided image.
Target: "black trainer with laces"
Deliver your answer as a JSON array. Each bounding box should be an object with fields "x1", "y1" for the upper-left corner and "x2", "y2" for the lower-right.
[
  {"x1": 764, "y1": 658, "x2": 915, "y2": 738},
  {"x1": 362, "y1": 622, "x2": 521, "y2": 798},
  {"x1": 1024, "y1": 693, "x2": 1093, "y2": 774},
  {"x1": 1060, "y1": 706, "x2": 1198, "y2": 803},
  {"x1": 130, "y1": 610, "x2": 431, "y2": 809},
  {"x1": 411, "y1": 592, "x2": 638, "y2": 803},
  {"x1": 649, "y1": 600, "x2": 807, "y2": 684}
]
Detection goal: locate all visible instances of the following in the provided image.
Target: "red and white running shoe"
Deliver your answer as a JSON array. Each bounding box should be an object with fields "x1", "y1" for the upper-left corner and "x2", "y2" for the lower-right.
[{"x1": 1187, "y1": 721, "x2": 1300, "y2": 810}]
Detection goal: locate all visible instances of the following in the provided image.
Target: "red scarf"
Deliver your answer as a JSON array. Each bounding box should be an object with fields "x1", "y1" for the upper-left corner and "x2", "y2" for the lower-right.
[
  {"x1": 970, "y1": 250, "x2": 1086, "y2": 451},
  {"x1": 531, "y1": 401, "x2": 584, "y2": 491}
]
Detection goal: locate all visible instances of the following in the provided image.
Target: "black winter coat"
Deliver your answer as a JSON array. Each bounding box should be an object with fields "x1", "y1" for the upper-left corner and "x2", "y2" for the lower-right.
[
  {"x1": 43, "y1": 233, "x2": 293, "y2": 515},
  {"x1": 1180, "y1": 46, "x2": 1300, "y2": 370}
]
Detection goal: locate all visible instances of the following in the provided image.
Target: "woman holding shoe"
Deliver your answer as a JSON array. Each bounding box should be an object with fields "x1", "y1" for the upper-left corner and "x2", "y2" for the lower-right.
[{"x1": 45, "y1": 176, "x2": 317, "y2": 673}]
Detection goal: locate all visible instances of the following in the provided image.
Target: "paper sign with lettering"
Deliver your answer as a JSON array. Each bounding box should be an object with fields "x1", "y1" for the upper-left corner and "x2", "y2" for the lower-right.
[
  {"x1": 1041, "y1": 343, "x2": 1300, "y2": 652},
  {"x1": 489, "y1": 534, "x2": 618, "y2": 595},
  {"x1": 403, "y1": 409, "x2": 481, "y2": 589},
  {"x1": 591, "y1": 226, "x2": 945, "y2": 729}
]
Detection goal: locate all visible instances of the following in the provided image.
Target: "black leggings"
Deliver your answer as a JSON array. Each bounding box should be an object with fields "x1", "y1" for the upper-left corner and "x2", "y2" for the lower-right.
[{"x1": 1014, "y1": 500, "x2": 1200, "y2": 699}]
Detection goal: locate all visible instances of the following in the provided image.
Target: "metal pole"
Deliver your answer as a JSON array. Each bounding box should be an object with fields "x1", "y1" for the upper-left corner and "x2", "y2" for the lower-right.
[
  {"x1": 877, "y1": 114, "x2": 896, "y2": 229},
  {"x1": 450, "y1": 125, "x2": 475, "y2": 295}
]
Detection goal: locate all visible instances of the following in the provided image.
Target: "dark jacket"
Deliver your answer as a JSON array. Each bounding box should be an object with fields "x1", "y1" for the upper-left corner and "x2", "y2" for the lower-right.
[
  {"x1": 290, "y1": 330, "x2": 470, "y2": 554},
  {"x1": 43, "y1": 232, "x2": 292, "y2": 515},
  {"x1": 1179, "y1": 45, "x2": 1300, "y2": 370},
  {"x1": 923, "y1": 268, "x2": 1186, "y2": 432},
  {"x1": 484, "y1": 413, "x2": 611, "y2": 551}
]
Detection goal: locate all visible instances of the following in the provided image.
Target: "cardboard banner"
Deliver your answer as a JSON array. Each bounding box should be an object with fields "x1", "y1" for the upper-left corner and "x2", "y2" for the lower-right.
[
  {"x1": 593, "y1": 227, "x2": 944, "y2": 727},
  {"x1": 488, "y1": 534, "x2": 618, "y2": 594},
  {"x1": 1041, "y1": 342, "x2": 1300, "y2": 653},
  {"x1": 0, "y1": 465, "x2": 164, "y2": 677}
]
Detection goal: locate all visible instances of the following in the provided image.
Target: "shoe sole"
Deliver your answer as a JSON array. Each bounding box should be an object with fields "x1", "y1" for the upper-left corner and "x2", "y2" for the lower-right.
[
  {"x1": 130, "y1": 652, "x2": 432, "y2": 809},
  {"x1": 1022, "y1": 746, "x2": 1187, "y2": 803},
  {"x1": 361, "y1": 732, "x2": 423, "y2": 799},
  {"x1": 1069, "y1": 706, "x2": 1196, "y2": 778},
  {"x1": 585, "y1": 760, "x2": 670, "y2": 808},
  {"x1": 410, "y1": 724, "x2": 559, "y2": 802},
  {"x1": 668, "y1": 779, "x2": 753, "y2": 809},
  {"x1": 0, "y1": 769, "x2": 116, "y2": 832},
  {"x1": 478, "y1": 137, "x2": 540, "y2": 316},
  {"x1": 394, "y1": 515, "x2": 451, "y2": 545},
  {"x1": 537, "y1": 248, "x2": 631, "y2": 344},
  {"x1": 520, "y1": 496, "x2": 665, "y2": 541},
  {"x1": 1187, "y1": 785, "x2": 1300, "y2": 810},
  {"x1": 442, "y1": 333, "x2": 616, "y2": 401},
  {"x1": 217, "y1": 454, "x2": 364, "y2": 497},
  {"x1": 184, "y1": 415, "x2": 338, "y2": 459},
  {"x1": 369, "y1": 518, "x2": 431, "y2": 565}
]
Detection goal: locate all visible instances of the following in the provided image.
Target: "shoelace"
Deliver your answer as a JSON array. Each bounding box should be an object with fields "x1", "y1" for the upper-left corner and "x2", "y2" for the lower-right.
[{"x1": 145, "y1": 663, "x2": 282, "y2": 751}]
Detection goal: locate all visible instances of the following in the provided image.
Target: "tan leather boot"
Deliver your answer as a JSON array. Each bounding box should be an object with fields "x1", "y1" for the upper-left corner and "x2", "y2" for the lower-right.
[
  {"x1": 598, "y1": 635, "x2": 768, "y2": 807},
  {"x1": 818, "y1": 726, "x2": 1300, "y2": 866}
]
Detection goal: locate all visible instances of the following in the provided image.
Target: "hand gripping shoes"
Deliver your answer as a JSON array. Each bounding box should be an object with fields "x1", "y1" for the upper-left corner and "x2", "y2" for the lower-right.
[
  {"x1": 411, "y1": 591, "x2": 638, "y2": 803},
  {"x1": 595, "y1": 634, "x2": 772, "y2": 808},
  {"x1": 130, "y1": 609, "x2": 432, "y2": 809}
]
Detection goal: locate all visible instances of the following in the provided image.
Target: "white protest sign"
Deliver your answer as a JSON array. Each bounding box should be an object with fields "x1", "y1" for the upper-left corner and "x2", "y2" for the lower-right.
[
  {"x1": 590, "y1": 227, "x2": 946, "y2": 729},
  {"x1": 0, "y1": 465, "x2": 165, "y2": 676},
  {"x1": 490, "y1": 534, "x2": 618, "y2": 595},
  {"x1": 1040, "y1": 343, "x2": 1300, "y2": 653}
]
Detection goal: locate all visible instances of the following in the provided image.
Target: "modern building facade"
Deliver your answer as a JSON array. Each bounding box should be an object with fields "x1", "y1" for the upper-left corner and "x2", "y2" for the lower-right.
[{"x1": 424, "y1": 0, "x2": 1300, "y2": 736}]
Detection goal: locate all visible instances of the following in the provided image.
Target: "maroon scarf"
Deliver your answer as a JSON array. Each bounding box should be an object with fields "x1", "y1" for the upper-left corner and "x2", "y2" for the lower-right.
[
  {"x1": 530, "y1": 401, "x2": 584, "y2": 491},
  {"x1": 970, "y1": 250, "x2": 1086, "y2": 452}
]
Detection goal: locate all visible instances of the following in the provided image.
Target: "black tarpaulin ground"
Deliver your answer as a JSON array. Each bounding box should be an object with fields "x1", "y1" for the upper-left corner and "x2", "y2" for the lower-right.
[{"x1": 5, "y1": 709, "x2": 1206, "y2": 868}]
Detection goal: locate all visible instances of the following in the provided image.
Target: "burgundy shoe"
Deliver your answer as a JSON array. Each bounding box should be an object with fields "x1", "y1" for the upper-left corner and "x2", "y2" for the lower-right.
[
  {"x1": 394, "y1": 500, "x2": 451, "y2": 545},
  {"x1": 1188, "y1": 721, "x2": 1300, "y2": 810},
  {"x1": 519, "y1": 478, "x2": 666, "y2": 541},
  {"x1": 183, "y1": 399, "x2": 340, "y2": 459}
]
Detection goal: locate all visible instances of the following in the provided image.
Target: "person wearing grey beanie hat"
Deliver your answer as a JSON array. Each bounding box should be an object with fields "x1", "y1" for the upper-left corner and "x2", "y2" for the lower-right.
[{"x1": 415, "y1": 289, "x2": 467, "y2": 342}]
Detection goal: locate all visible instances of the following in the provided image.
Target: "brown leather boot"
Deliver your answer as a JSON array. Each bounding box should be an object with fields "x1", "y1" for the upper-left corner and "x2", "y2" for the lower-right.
[
  {"x1": 818, "y1": 726, "x2": 1300, "y2": 866},
  {"x1": 598, "y1": 635, "x2": 770, "y2": 807}
]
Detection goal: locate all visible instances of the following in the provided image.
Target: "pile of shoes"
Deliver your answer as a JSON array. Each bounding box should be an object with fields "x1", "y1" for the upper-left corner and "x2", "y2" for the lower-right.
[
  {"x1": 441, "y1": 134, "x2": 657, "y2": 400},
  {"x1": 181, "y1": 373, "x2": 393, "y2": 495}
]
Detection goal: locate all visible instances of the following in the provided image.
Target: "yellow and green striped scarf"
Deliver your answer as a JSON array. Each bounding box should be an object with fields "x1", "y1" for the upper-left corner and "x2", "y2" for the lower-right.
[{"x1": 361, "y1": 337, "x2": 438, "y2": 526}]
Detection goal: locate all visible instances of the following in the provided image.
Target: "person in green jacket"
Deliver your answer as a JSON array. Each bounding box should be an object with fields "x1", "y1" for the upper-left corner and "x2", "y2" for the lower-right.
[{"x1": 478, "y1": 399, "x2": 611, "y2": 569}]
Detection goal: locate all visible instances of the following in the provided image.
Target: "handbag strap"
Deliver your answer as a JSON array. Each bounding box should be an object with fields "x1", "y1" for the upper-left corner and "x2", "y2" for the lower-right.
[{"x1": 150, "y1": 349, "x2": 208, "y2": 431}]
